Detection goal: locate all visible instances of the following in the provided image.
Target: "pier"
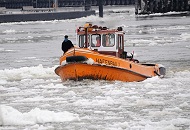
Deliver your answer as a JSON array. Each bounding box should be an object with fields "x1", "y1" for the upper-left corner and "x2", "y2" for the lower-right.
[
  {"x1": 0, "y1": 0, "x2": 135, "y2": 9},
  {"x1": 0, "y1": 0, "x2": 96, "y2": 23}
]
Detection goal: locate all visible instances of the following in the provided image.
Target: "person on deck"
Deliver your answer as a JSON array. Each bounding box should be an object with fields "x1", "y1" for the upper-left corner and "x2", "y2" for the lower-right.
[{"x1": 62, "y1": 35, "x2": 74, "y2": 54}]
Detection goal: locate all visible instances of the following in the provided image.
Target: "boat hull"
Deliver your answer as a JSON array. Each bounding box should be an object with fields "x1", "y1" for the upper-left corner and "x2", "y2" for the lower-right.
[
  {"x1": 55, "y1": 63, "x2": 151, "y2": 82},
  {"x1": 55, "y1": 48, "x2": 165, "y2": 82}
]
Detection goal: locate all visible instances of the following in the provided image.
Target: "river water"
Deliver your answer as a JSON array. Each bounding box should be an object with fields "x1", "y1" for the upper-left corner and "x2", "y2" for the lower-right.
[{"x1": 0, "y1": 6, "x2": 190, "y2": 130}]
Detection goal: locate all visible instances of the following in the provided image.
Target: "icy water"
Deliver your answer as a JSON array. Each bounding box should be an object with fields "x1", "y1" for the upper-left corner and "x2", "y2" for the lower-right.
[{"x1": 0, "y1": 6, "x2": 190, "y2": 130}]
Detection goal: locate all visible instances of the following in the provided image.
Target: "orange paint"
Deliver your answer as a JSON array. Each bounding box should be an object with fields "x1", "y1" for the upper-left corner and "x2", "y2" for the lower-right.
[{"x1": 55, "y1": 48, "x2": 162, "y2": 82}]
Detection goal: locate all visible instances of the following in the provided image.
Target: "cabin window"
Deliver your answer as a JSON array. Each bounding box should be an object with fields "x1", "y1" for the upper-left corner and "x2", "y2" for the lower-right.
[
  {"x1": 91, "y1": 34, "x2": 101, "y2": 47},
  {"x1": 78, "y1": 35, "x2": 90, "y2": 47},
  {"x1": 102, "y1": 34, "x2": 115, "y2": 47}
]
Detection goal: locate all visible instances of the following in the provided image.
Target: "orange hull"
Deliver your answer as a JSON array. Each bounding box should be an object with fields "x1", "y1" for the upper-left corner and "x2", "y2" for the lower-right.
[
  {"x1": 55, "y1": 63, "x2": 149, "y2": 82},
  {"x1": 55, "y1": 48, "x2": 165, "y2": 82}
]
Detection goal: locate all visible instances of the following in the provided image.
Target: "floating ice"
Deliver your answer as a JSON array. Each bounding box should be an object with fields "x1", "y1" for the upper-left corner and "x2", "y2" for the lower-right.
[
  {"x1": 179, "y1": 102, "x2": 189, "y2": 107},
  {"x1": 136, "y1": 99, "x2": 165, "y2": 107},
  {"x1": 0, "y1": 64, "x2": 56, "y2": 81},
  {"x1": 2, "y1": 29, "x2": 16, "y2": 34},
  {"x1": 0, "y1": 105, "x2": 79, "y2": 126},
  {"x1": 180, "y1": 33, "x2": 190, "y2": 41},
  {"x1": 74, "y1": 96, "x2": 115, "y2": 106}
]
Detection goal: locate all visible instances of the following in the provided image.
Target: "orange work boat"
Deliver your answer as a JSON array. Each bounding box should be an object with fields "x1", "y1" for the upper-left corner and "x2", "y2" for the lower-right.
[{"x1": 55, "y1": 23, "x2": 166, "y2": 82}]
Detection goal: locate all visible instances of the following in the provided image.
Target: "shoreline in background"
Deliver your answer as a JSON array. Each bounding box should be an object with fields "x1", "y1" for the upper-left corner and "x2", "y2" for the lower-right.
[{"x1": 0, "y1": 7, "x2": 95, "y2": 23}]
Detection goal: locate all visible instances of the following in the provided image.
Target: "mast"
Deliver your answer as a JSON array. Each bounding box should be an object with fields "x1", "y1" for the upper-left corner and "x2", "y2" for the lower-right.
[
  {"x1": 83, "y1": 23, "x2": 93, "y2": 48},
  {"x1": 84, "y1": 27, "x2": 88, "y2": 48}
]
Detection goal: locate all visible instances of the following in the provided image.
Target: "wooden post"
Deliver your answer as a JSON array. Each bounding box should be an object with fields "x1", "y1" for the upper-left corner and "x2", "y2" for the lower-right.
[{"x1": 99, "y1": 0, "x2": 103, "y2": 17}]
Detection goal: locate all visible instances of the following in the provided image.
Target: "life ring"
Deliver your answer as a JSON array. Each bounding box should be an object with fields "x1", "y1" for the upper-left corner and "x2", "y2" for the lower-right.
[{"x1": 66, "y1": 56, "x2": 88, "y2": 63}]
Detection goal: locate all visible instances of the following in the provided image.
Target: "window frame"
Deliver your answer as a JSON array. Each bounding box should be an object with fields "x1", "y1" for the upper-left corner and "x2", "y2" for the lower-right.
[
  {"x1": 102, "y1": 34, "x2": 115, "y2": 47},
  {"x1": 91, "y1": 34, "x2": 101, "y2": 47},
  {"x1": 78, "y1": 34, "x2": 90, "y2": 47}
]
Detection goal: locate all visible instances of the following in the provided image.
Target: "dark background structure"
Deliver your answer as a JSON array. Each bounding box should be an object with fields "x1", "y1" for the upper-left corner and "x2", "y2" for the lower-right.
[
  {"x1": 0, "y1": 0, "x2": 190, "y2": 14},
  {"x1": 135, "y1": 0, "x2": 190, "y2": 14},
  {"x1": 0, "y1": 0, "x2": 135, "y2": 9}
]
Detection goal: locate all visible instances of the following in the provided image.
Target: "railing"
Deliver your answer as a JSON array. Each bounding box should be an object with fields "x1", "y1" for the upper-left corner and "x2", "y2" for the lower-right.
[{"x1": 21, "y1": 6, "x2": 55, "y2": 12}]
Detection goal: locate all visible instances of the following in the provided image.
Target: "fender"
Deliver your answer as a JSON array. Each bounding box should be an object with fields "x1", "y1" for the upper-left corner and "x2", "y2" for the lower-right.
[{"x1": 66, "y1": 56, "x2": 88, "y2": 63}]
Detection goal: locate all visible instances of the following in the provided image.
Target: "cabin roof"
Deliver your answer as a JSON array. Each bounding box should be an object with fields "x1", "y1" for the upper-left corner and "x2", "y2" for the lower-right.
[
  {"x1": 76, "y1": 24, "x2": 124, "y2": 35},
  {"x1": 77, "y1": 30, "x2": 124, "y2": 35}
]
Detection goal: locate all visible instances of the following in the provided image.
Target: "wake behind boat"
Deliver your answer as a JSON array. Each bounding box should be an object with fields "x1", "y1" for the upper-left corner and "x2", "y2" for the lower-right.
[{"x1": 55, "y1": 23, "x2": 166, "y2": 82}]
